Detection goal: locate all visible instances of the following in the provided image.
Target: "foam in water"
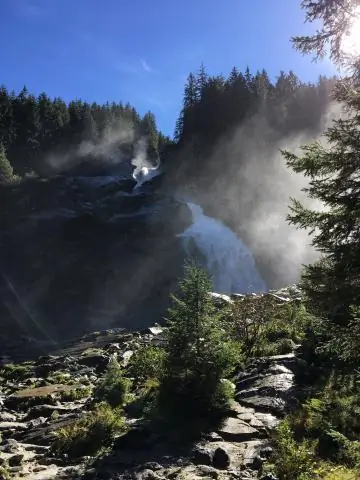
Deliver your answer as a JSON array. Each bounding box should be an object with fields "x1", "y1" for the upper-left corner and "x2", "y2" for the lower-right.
[{"x1": 179, "y1": 203, "x2": 267, "y2": 294}]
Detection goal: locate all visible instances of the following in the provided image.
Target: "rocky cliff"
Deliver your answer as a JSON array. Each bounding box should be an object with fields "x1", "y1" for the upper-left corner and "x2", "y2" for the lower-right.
[{"x1": 0, "y1": 164, "x2": 191, "y2": 357}]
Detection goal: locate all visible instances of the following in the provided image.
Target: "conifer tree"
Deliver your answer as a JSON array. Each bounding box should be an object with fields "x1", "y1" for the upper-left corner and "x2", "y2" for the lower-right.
[
  {"x1": 283, "y1": 0, "x2": 360, "y2": 361},
  {"x1": 158, "y1": 264, "x2": 238, "y2": 420}
]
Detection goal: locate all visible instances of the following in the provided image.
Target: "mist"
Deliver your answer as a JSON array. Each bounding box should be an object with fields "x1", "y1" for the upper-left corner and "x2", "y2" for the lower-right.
[
  {"x1": 45, "y1": 118, "x2": 136, "y2": 173},
  {"x1": 184, "y1": 101, "x2": 344, "y2": 289}
]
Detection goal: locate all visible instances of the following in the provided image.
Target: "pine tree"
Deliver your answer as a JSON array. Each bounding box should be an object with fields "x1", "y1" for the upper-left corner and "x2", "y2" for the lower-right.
[
  {"x1": 292, "y1": 0, "x2": 360, "y2": 72},
  {"x1": 283, "y1": 0, "x2": 360, "y2": 362},
  {"x1": 0, "y1": 86, "x2": 15, "y2": 150},
  {"x1": 158, "y1": 264, "x2": 238, "y2": 420},
  {"x1": 140, "y1": 111, "x2": 159, "y2": 163}
]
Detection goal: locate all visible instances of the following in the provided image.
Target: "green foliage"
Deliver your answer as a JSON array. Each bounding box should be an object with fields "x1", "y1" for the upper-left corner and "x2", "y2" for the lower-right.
[
  {"x1": 0, "y1": 143, "x2": 15, "y2": 184},
  {"x1": 52, "y1": 402, "x2": 126, "y2": 458},
  {"x1": 288, "y1": 372, "x2": 360, "y2": 468},
  {"x1": 93, "y1": 357, "x2": 131, "y2": 408},
  {"x1": 0, "y1": 362, "x2": 32, "y2": 381},
  {"x1": 158, "y1": 264, "x2": 239, "y2": 421},
  {"x1": 0, "y1": 84, "x2": 171, "y2": 176},
  {"x1": 265, "y1": 419, "x2": 317, "y2": 480},
  {"x1": 127, "y1": 345, "x2": 165, "y2": 386},
  {"x1": 292, "y1": 0, "x2": 360, "y2": 72},
  {"x1": 59, "y1": 385, "x2": 92, "y2": 402},
  {"x1": 0, "y1": 466, "x2": 10, "y2": 480},
  {"x1": 229, "y1": 294, "x2": 310, "y2": 358}
]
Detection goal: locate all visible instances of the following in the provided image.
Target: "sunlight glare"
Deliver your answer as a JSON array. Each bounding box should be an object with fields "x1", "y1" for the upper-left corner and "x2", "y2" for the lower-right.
[{"x1": 342, "y1": 7, "x2": 360, "y2": 56}]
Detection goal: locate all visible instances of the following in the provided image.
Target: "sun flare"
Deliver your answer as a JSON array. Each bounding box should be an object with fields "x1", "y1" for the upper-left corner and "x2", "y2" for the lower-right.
[{"x1": 342, "y1": 7, "x2": 360, "y2": 56}]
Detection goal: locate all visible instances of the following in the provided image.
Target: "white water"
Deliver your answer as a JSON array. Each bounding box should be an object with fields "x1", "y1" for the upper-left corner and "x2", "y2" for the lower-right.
[
  {"x1": 179, "y1": 203, "x2": 267, "y2": 294},
  {"x1": 132, "y1": 165, "x2": 160, "y2": 189},
  {"x1": 131, "y1": 160, "x2": 266, "y2": 294}
]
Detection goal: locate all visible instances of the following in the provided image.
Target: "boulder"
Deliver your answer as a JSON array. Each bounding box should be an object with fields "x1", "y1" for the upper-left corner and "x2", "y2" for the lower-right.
[
  {"x1": 78, "y1": 354, "x2": 109, "y2": 372},
  {"x1": 192, "y1": 447, "x2": 212, "y2": 465},
  {"x1": 8, "y1": 453, "x2": 24, "y2": 466},
  {"x1": 217, "y1": 417, "x2": 262, "y2": 442},
  {"x1": 212, "y1": 447, "x2": 230, "y2": 469},
  {"x1": 237, "y1": 395, "x2": 287, "y2": 416}
]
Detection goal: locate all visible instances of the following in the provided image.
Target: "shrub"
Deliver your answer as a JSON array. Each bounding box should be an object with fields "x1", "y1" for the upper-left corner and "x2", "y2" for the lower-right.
[
  {"x1": 52, "y1": 402, "x2": 126, "y2": 458},
  {"x1": 0, "y1": 466, "x2": 10, "y2": 480},
  {"x1": 229, "y1": 294, "x2": 310, "y2": 359},
  {"x1": 266, "y1": 419, "x2": 317, "y2": 479},
  {"x1": 127, "y1": 345, "x2": 165, "y2": 386},
  {"x1": 0, "y1": 144, "x2": 15, "y2": 185},
  {"x1": 93, "y1": 357, "x2": 131, "y2": 408},
  {"x1": 59, "y1": 385, "x2": 92, "y2": 402},
  {"x1": 0, "y1": 363, "x2": 32, "y2": 381},
  {"x1": 158, "y1": 264, "x2": 240, "y2": 422}
]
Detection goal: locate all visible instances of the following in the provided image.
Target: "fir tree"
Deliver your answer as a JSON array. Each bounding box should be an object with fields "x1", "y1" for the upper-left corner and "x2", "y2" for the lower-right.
[
  {"x1": 158, "y1": 264, "x2": 238, "y2": 421},
  {"x1": 283, "y1": 0, "x2": 360, "y2": 362}
]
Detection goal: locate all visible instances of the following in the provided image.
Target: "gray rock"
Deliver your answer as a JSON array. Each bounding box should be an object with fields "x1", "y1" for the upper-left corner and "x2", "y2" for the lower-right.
[
  {"x1": 203, "y1": 431, "x2": 223, "y2": 442},
  {"x1": 254, "y1": 413, "x2": 279, "y2": 429},
  {"x1": 135, "y1": 469, "x2": 165, "y2": 480},
  {"x1": 25, "y1": 403, "x2": 77, "y2": 420},
  {"x1": 237, "y1": 395, "x2": 287, "y2": 416},
  {"x1": 212, "y1": 447, "x2": 230, "y2": 470},
  {"x1": 0, "y1": 439, "x2": 20, "y2": 453},
  {"x1": 142, "y1": 462, "x2": 163, "y2": 471},
  {"x1": 8, "y1": 453, "x2": 24, "y2": 466},
  {"x1": 196, "y1": 465, "x2": 219, "y2": 478},
  {"x1": 78, "y1": 354, "x2": 109, "y2": 372},
  {"x1": 242, "y1": 440, "x2": 269, "y2": 469},
  {"x1": 0, "y1": 412, "x2": 17, "y2": 422},
  {"x1": 148, "y1": 326, "x2": 163, "y2": 335},
  {"x1": 0, "y1": 421, "x2": 28, "y2": 431},
  {"x1": 237, "y1": 373, "x2": 294, "y2": 399},
  {"x1": 193, "y1": 447, "x2": 212, "y2": 465},
  {"x1": 209, "y1": 292, "x2": 234, "y2": 304},
  {"x1": 121, "y1": 350, "x2": 134, "y2": 367},
  {"x1": 217, "y1": 417, "x2": 262, "y2": 441}
]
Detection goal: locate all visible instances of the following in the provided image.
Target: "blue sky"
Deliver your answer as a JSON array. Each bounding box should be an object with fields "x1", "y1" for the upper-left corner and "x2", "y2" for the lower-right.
[{"x1": 1, "y1": 0, "x2": 336, "y2": 136}]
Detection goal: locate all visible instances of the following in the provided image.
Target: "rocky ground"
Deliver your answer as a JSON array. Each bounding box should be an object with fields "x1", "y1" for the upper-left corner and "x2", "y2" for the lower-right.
[{"x1": 0, "y1": 289, "x2": 298, "y2": 480}]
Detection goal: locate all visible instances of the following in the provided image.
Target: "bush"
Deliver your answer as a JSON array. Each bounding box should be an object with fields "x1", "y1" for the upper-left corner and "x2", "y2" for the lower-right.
[
  {"x1": 0, "y1": 466, "x2": 10, "y2": 480},
  {"x1": 158, "y1": 264, "x2": 240, "y2": 422},
  {"x1": 0, "y1": 363, "x2": 32, "y2": 381},
  {"x1": 265, "y1": 419, "x2": 317, "y2": 479},
  {"x1": 128, "y1": 346, "x2": 165, "y2": 386},
  {"x1": 59, "y1": 385, "x2": 92, "y2": 402},
  {"x1": 52, "y1": 402, "x2": 126, "y2": 458},
  {"x1": 93, "y1": 357, "x2": 131, "y2": 408},
  {"x1": 229, "y1": 294, "x2": 310, "y2": 359},
  {"x1": 0, "y1": 144, "x2": 14, "y2": 185}
]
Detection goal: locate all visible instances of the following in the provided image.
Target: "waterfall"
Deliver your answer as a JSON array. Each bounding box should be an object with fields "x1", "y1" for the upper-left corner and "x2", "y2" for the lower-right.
[
  {"x1": 132, "y1": 164, "x2": 160, "y2": 189},
  {"x1": 178, "y1": 202, "x2": 267, "y2": 294}
]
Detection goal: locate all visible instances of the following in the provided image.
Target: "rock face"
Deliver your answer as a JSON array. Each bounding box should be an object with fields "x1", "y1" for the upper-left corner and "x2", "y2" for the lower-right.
[
  {"x1": 0, "y1": 324, "x2": 295, "y2": 479},
  {"x1": 0, "y1": 166, "x2": 191, "y2": 357}
]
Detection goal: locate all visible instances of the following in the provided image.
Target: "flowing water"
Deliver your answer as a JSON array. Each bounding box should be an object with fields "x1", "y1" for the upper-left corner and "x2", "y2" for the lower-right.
[
  {"x1": 178, "y1": 202, "x2": 267, "y2": 294},
  {"x1": 132, "y1": 162, "x2": 267, "y2": 294}
]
